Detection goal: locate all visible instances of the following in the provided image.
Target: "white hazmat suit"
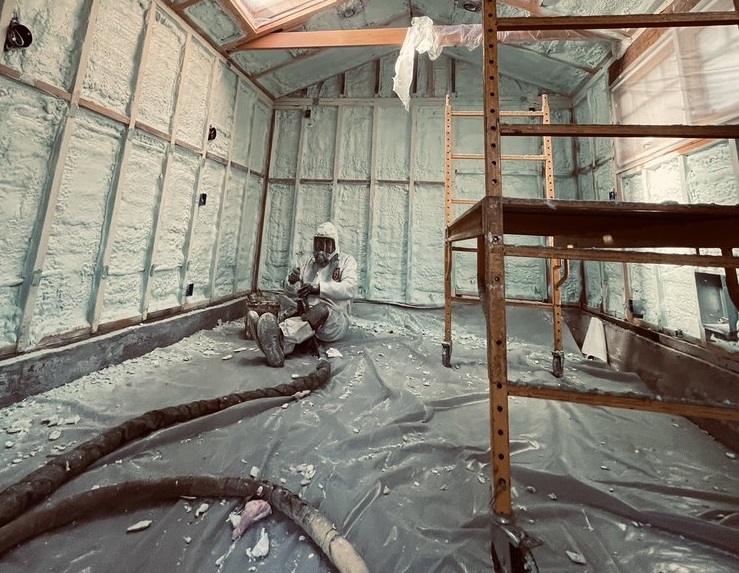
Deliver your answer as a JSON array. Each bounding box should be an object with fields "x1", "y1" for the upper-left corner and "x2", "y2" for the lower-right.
[{"x1": 281, "y1": 222, "x2": 358, "y2": 350}]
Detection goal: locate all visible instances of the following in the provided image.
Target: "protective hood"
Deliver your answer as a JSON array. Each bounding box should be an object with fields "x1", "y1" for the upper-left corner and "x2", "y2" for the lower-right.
[{"x1": 315, "y1": 221, "x2": 340, "y2": 254}]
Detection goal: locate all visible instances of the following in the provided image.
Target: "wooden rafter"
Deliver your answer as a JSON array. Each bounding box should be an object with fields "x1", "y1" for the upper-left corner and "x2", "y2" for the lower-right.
[
  {"x1": 233, "y1": 27, "x2": 617, "y2": 51},
  {"x1": 249, "y1": 12, "x2": 409, "y2": 79},
  {"x1": 231, "y1": 11, "x2": 737, "y2": 51}
]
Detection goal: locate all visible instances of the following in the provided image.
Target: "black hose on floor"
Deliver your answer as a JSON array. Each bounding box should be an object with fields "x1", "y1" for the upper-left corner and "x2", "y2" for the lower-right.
[
  {"x1": 0, "y1": 475, "x2": 370, "y2": 573},
  {"x1": 0, "y1": 359, "x2": 331, "y2": 528}
]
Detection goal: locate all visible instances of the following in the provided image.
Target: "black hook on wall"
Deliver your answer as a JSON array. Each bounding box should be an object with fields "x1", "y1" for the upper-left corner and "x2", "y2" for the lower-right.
[{"x1": 4, "y1": 18, "x2": 33, "y2": 51}]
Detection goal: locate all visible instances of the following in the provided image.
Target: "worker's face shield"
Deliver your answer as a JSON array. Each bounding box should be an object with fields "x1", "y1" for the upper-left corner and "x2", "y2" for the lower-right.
[{"x1": 313, "y1": 236, "x2": 335, "y2": 268}]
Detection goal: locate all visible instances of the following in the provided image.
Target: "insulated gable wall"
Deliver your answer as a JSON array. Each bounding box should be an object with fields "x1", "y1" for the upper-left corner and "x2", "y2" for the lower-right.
[
  {"x1": 260, "y1": 54, "x2": 579, "y2": 306},
  {"x1": 0, "y1": 0, "x2": 271, "y2": 354}
]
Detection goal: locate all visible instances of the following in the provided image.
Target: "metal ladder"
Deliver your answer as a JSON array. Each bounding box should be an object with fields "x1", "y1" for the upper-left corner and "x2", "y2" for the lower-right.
[{"x1": 442, "y1": 94, "x2": 566, "y2": 376}]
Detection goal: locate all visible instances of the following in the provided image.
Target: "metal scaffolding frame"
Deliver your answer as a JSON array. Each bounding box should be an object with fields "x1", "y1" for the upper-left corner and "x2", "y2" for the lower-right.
[{"x1": 444, "y1": 2, "x2": 739, "y2": 563}]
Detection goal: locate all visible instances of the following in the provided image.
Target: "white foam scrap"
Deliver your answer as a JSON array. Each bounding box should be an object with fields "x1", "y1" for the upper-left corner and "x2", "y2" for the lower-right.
[
  {"x1": 326, "y1": 348, "x2": 343, "y2": 358},
  {"x1": 65, "y1": 415, "x2": 81, "y2": 425},
  {"x1": 126, "y1": 520, "x2": 152, "y2": 533},
  {"x1": 49, "y1": 429, "x2": 62, "y2": 441},
  {"x1": 566, "y1": 550, "x2": 586, "y2": 565},
  {"x1": 250, "y1": 466, "x2": 260, "y2": 478},
  {"x1": 222, "y1": 354, "x2": 233, "y2": 360},
  {"x1": 727, "y1": 452, "x2": 736, "y2": 459},
  {"x1": 195, "y1": 502, "x2": 209, "y2": 517},
  {"x1": 233, "y1": 347, "x2": 248, "y2": 353},
  {"x1": 246, "y1": 528, "x2": 270, "y2": 559}
]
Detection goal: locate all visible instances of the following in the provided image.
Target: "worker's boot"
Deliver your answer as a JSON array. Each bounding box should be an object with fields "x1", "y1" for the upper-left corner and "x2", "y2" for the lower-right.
[
  {"x1": 257, "y1": 312, "x2": 284, "y2": 367},
  {"x1": 246, "y1": 311, "x2": 264, "y2": 350},
  {"x1": 301, "y1": 301, "x2": 329, "y2": 332}
]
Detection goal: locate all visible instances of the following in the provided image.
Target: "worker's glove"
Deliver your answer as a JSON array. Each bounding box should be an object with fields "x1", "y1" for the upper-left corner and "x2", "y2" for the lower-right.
[
  {"x1": 298, "y1": 283, "x2": 320, "y2": 298},
  {"x1": 287, "y1": 267, "x2": 301, "y2": 284}
]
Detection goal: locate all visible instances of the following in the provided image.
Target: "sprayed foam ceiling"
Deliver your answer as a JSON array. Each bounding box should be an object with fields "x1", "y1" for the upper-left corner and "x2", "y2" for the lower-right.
[{"x1": 171, "y1": 0, "x2": 667, "y2": 99}]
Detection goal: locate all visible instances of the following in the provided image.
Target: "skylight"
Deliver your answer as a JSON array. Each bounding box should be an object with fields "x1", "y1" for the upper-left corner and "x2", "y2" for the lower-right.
[{"x1": 237, "y1": 0, "x2": 326, "y2": 29}]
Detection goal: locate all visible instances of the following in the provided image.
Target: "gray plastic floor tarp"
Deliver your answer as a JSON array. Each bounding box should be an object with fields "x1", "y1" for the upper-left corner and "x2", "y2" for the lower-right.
[{"x1": 1, "y1": 302, "x2": 738, "y2": 572}]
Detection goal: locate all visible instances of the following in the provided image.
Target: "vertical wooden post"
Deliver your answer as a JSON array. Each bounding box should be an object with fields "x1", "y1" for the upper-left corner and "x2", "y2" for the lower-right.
[
  {"x1": 329, "y1": 105, "x2": 344, "y2": 221},
  {"x1": 482, "y1": 0, "x2": 512, "y2": 517},
  {"x1": 232, "y1": 92, "x2": 258, "y2": 295},
  {"x1": 178, "y1": 54, "x2": 219, "y2": 311},
  {"x1": 729, "y1": 138, "x2": 739, "y2": 187},
  {"x1": 90, "y1": 2, "x2": 157, "y2": 332},
  {"x1": 286, "y1": 110, "x2": 307, "y2": 266},
  {"x1": 405, "y1": 104, "x2": 417, "y2": 302},
  {"x1": 0, "y1": 2, "x2": 15, "y2": 43},
  {"x1": 141, "y1": 32, "x2": 193, "y2": 317},
  {"x1": 16, "y1": 0, "x2": 102, "y2": 350},
  {"x1": 365, "y1": 102, "x2": 380, "y2": 299},
  {"x1": 251, "y1": 108, "x2": 276, "y2": 293},
  {"x1": 642, "y1": 168, "x2": 667, "y2": 327},
  {"x1": 208, "y1": 75, "x2": 241, "y2": 300}
]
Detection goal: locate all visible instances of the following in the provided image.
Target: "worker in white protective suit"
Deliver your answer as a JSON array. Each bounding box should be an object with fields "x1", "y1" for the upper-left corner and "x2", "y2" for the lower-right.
[{"x1": 247, "y1": 221, "x2": 358, "y2": 367}]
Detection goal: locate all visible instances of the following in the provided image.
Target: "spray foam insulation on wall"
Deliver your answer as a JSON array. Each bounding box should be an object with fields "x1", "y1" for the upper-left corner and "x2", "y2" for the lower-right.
[
  {"x1": 0, "y1": 77, "x2": 67, "y2": 346},
  {"x1": 260, "y1": 57, "x2": 588, "y2": 305},
  {"x1": 0, "y1": 0, "x2": 270, "y2": 349}
]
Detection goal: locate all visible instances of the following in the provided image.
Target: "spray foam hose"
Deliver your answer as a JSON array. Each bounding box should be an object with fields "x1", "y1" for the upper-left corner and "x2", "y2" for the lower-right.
[{"x1": 0, "y1": 475, "x2": 369, "y2": 573}]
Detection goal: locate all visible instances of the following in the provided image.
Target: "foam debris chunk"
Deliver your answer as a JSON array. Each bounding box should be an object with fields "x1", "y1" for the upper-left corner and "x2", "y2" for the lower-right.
[
  {"x1": 246, "y1": 528, "x2": 270, "y2": 559},
  {"x1": 326, "y1": 348, "x2": 343, "y2": 358},
  {"x1": 195, "y1": 502, "x2": 209, "y2": 517},
  {"x1": 127, "y1": 520, "x2": 153, "y2": 533},
  {"x1": 566, "y1": 550, "x2": 586, "y2": 565}
]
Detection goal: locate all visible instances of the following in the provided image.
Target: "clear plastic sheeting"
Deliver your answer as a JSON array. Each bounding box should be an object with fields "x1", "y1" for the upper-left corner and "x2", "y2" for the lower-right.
[
  {"x1": 392, "y1": 16, "x2": 628, "y2": 109},
  {"x1": 1, "y1": 304, "x2": 738, "y2": 572},
  {"x1": 612, "y1": 1, "x2": 739, "y2": 166}
]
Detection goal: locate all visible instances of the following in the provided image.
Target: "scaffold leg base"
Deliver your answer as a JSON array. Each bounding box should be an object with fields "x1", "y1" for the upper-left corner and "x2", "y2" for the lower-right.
[
  {"x1": 442, "y1": 341, "x2": 452, "y2": 368},
  {"x1": 491, "y1": 520, "x2": 540, "y2": 573},
  {"x1": 552, "y1": 350, "x2": 564, "y2": 379}
]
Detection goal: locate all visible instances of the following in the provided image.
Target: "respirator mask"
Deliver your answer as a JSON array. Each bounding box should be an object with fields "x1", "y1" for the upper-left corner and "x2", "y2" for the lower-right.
[{"x1": 313, "y1": 236, "x2": 335, "y2": 268}]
